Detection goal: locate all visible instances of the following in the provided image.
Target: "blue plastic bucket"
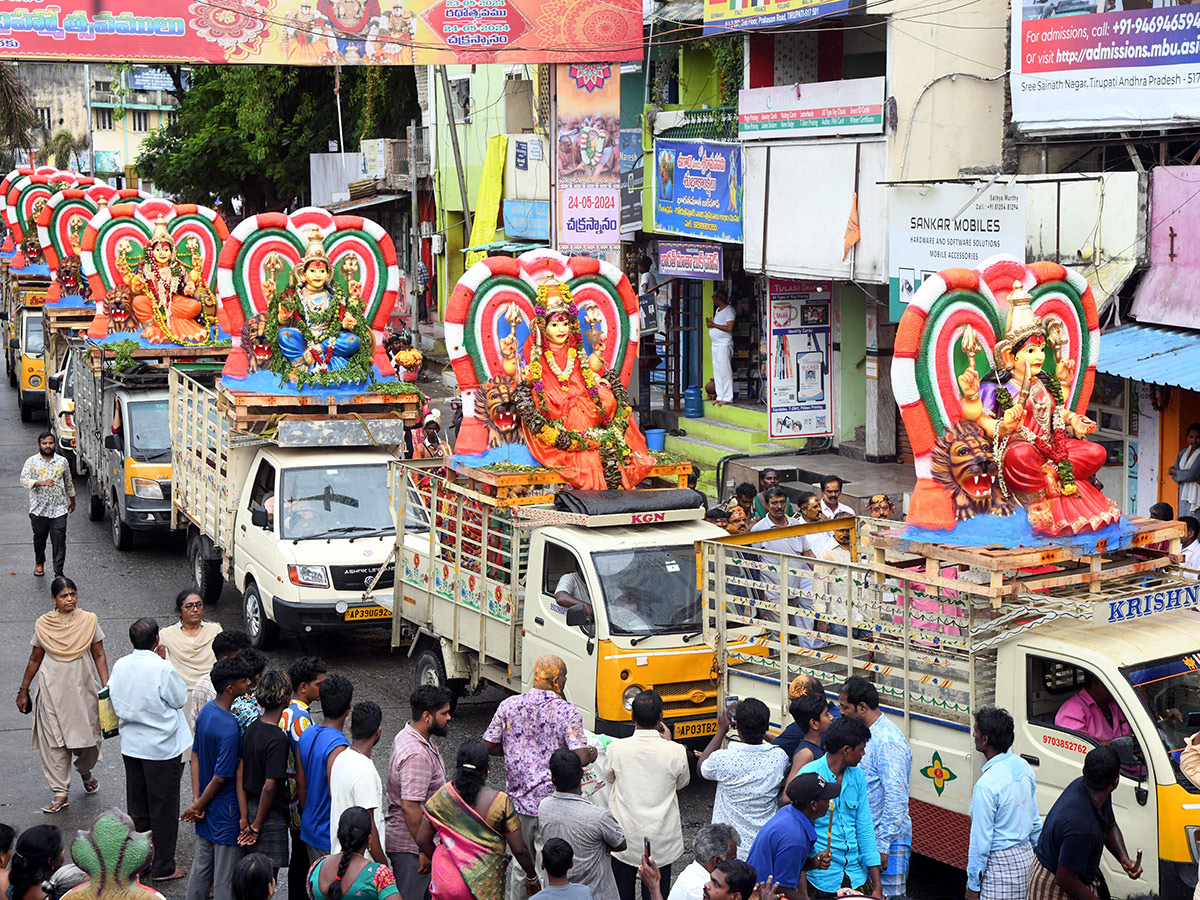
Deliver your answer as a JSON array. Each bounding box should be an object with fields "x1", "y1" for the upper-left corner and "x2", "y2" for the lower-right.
[{"x1": 645, "y1": 428, "x2": 666, "y2": 451}]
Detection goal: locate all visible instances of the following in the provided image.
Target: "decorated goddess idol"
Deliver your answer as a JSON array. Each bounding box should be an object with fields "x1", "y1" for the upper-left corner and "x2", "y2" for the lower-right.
[
  {"x1": 215, "y1": 207, "x2": 402, "y2": 391},
  {"x1": 893, "y1": 255, "x2": 1121, "y2": 539},
  {"x1": 448, "y1": 249, "x2": 655, "y2": 491},
  {"x1": 118, "y1": 217, "x2": 219, "y2": 344}
]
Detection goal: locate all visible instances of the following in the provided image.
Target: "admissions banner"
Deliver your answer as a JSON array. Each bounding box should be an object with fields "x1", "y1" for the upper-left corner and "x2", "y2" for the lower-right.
[
  {"x1": 652, "y1": 139, "x2": 743, "y2": 244},
  {"x1": 0, "y1": 0, "x2": 642, "y2": 65},
  {"x1": 1011, "y1": 2, "x2": 1200, "y2": 131}
]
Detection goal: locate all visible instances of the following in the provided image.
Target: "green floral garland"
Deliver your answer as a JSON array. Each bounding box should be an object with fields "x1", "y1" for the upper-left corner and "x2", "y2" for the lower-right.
[
  {"x1": 993, "y1": 370, "x2": 1076, "y2": 494},
  {"x1": 264, "y1": 281, "x2": 376, "y2": 389},
  {"x1": 512, "y1": 370, "x2": 636, "y2": 490},
  {"x1": 139, "y1": 259, "x2": 227, "y2": 347}
]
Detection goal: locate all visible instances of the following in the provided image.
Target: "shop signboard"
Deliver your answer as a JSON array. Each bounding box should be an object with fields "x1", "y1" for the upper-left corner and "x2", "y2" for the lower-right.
[
  {"x1": 703, "y1": 0, "x2": 848, "y2": 34},
  {"x1": 738, "y1": 78, "x2": 885, "y2": 140},
  {"x1": 0, "y1": 1, "x2": 641, "y2": 65},
  {"x1": 620, "y1": 129, "x2": 643, "y2": 235},
  {"x1": 657, "y1": 241, "x2": 724, "y2": 280},
  {"x1": 503, "y1": 200, "x2": 550, "y2": 241},
  {"x1": 127, "y1": 66, "x2": 189, "y2": 91},
  {"x1": 887, "y1": 182, "x2": 1026, "y2": 321},
  {"x1": 1010, "y1": 0, "x2": 1200, "y2": 131},
  {"x1": 767, "y1": 279, "x2": 834, "y2": 440},
  {"x1": 555, "y1": 64, "x2": 621, "y2": 254},
  {"x1": 652, "y1": 139, "x2": 743, "y2": 244}
]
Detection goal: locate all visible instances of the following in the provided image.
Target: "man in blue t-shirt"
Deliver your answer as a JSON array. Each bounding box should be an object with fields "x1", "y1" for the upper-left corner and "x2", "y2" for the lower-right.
[
  {"x1": 746, "y1": 773, "x2": 838, "y2": 900},
  {"x1": 182, "y1": 656, "x2": 253, "y2": 900},
  {"x1": 297, "y1": 673, "x2": 354, "y2": 861}
]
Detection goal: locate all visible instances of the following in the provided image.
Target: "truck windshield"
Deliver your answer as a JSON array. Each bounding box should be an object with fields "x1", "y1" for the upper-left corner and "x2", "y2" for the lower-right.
[
  {"x1": 1125, "y1": 651, "x2": 1200, "y2": 782},
  {"x1": 280, "y1": 464, "x2": 394, "y2": 540},
  {"x1": 23, "y1": 315, "x2": 43, "y2": 354},
  {"x1": 594, "y1": 545, "x2": 699, "y2": 635},
  {"x1": 126, "y1": 400, "x2": 171, "y2": 461}
]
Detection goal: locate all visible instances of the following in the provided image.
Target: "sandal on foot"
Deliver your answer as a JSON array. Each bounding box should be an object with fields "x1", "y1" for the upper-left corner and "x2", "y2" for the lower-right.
[
  {"x1": 153, "y1": 868, "x2": 188, "y2": 882},
  {"x1": 42, "y1": 797, "x2": 69, "y2": 814},
  {"x1": 81, "y1": 772, "x2": 99, "y2": 794},
  {"x1": 33, "y1": 565, "x2": 44, "y2": 576}
]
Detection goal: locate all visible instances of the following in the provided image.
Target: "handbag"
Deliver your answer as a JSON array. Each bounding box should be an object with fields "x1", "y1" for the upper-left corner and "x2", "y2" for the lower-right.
[{"x1": 98, "y1": 686, "x2": 119, "y2": 739}]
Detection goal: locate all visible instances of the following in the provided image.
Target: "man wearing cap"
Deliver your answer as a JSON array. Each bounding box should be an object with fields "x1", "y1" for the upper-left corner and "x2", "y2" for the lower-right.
[
  {"x1": 413, "y1": 409, "x2": 451, "y2": 460},
  {"x1": 746, "y1": 773, "x2": 838, "y2": 900}
]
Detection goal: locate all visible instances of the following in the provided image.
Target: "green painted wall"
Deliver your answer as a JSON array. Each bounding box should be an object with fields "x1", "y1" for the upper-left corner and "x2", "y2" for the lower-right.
[{"x1": 838, "y1": 285, "x2": 866, "y2": 443}]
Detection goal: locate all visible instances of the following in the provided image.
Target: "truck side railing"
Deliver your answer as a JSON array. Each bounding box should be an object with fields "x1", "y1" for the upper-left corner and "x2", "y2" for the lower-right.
[
  {"x1": 388, "y1": 460, "x2": 531, "y2": 687},
  {"x1": 170, "y1": 368, "x2": 233, "y2": 557}
]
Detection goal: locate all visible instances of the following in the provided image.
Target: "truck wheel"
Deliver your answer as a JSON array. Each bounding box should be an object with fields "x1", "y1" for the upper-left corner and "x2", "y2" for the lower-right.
[
  {"x1": 415, "y1": 647, "x2": 448, "y2": 690},
  {"x1": 19, "y1": 401, "x2": 32, "y2": 422},
  {"x1": 243, "y1": 583, "x2": 280, "y2": 650},
  {"x1": 188, "y1": 534, "x2": 224, "y2": 605},
  {"x1": 7, "y1": 363, "x2": 14, "y2": 387},
  {"x1": 88, "y1": 493, "x2": 104, "y2": 521},
  {"x1": 111, "y1": 496, "x2": 133, "y2": 551}
]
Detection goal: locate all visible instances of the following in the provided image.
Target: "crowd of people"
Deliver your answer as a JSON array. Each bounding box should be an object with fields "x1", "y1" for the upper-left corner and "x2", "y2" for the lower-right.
[{"x1": 7, "y1": 570, "x2": 1172, "y2": 900}]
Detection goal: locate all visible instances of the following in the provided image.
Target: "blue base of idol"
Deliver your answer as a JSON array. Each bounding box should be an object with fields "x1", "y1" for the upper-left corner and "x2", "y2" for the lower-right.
[
  {"x1": 92, "y1": 329, "x2": 234, "y2": 348},
  {"x1": 453, "y1": 444, "x2": 540, "y2": 468},
  {"x1": 902, "y1": 509, "x2": 1138, "y2": 552},
  {"x1": 11, "y1": 260, "x2": 50, "y2": 277},
  {"x1": 48, "y1": 294, "x2": 94, "y2": 309},
  {"x1": 221, "y1": 365, "x2": 399, "y2": 400}
]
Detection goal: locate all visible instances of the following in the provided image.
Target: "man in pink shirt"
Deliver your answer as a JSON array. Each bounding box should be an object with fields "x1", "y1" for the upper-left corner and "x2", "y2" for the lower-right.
[{"x1": 1054, "y1": 674, "x2": 1131, "y2": 744}]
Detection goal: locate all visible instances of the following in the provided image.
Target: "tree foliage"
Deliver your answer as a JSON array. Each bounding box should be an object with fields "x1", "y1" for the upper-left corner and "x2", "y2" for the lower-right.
[
  {"x1": 39, "y1": 129, "x2": 89, "y2": 171},
  {"x1": 137, "y1": 65, "x2": 418, "y2": 216},
  {"x1": 0, "y1": 62, "x2": 37, "y2": 169}
]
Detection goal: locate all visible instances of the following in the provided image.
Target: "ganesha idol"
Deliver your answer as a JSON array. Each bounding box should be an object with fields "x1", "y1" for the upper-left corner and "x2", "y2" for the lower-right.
[
  {"x1": 264, "y1": 228, "x2": 375, "y2": 386},
  {"x1": 894, "y1": 258, "x2": 1121, "y2": 539}
]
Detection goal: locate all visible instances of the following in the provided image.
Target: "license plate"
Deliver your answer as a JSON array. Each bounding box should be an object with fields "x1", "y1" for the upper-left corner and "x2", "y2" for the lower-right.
[
  {"x1": 344, "y1": 606, "x2": 392, "y2": 621},
  {"x1": 673, "y1": 720, "x2": 717, "y2": 740}
]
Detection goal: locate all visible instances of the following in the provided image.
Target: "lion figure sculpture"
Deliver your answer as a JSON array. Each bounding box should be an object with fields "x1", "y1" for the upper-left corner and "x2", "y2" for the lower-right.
[
  {"x1": 930, "y1": 421, "x2": 1013, "y2": 521},
  {"x1": 478, "y1": 376, "x2": 521, "y2": 448}
]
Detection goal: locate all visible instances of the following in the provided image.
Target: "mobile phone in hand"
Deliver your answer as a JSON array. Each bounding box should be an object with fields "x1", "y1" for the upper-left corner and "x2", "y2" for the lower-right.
[{"x1": 644, "y1": 838, "x2": 651, "y2": 860}]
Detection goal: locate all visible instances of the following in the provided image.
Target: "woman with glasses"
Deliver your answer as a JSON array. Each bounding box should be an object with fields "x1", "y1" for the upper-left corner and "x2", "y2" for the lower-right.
[{"x1": 159, "y1": 588, "x2": 223, "y2": 730}]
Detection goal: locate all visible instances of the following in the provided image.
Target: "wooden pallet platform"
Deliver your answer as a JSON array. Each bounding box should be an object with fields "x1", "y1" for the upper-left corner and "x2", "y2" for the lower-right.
[
  {"x1": 454, "y1": 460, "x2": 692, "y2": 506},
  {"x1": 218, "y1": 385, "x2": 423, "y2": 431},
  {"x1": 85, "y1": 342, "x2": 232, "y2": 374},
  {"x1": 44, "y1": 304, "x2": 96, "y2": 331},
  {"x1": 864, "y1": 516, "x2": 1185, "y2": 607}
]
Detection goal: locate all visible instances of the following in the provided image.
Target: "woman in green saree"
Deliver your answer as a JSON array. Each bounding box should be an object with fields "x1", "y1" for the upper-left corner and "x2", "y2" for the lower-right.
[
  {"x1": 417, "y1": 740, "x2": 540, "y2": 900},
  {"x1": 308, "y1": 807, "x2": 399, "y2": 900}
]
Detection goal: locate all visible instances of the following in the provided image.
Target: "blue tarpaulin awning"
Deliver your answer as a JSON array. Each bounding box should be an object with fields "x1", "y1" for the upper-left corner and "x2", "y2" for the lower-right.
[{"x1": 1096, "y1": 323, "x2": 1200, "y2": 391}]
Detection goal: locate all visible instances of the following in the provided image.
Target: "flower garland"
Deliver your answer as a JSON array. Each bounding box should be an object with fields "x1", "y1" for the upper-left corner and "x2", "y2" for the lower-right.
[
  {"x1": 140, "y1": 258, "x2": 225, "y2": 347},
  {"x1": 993, "y1": 369, "x2": 1077, "y2": 496},
  {"x1": 263, "y1": 279, "x2": 376, "y2": 388}
]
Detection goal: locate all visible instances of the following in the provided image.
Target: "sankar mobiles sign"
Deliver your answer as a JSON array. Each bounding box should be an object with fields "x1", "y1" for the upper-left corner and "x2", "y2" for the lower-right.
[{"x1": 1094, "y1": 583, "x2": 1200, "y2": 623}]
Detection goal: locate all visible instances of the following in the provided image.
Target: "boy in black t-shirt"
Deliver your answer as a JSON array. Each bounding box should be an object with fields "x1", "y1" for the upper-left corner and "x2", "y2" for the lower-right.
[{"x1": 238, "y1": 671, "x2": 294, "y2": 875}]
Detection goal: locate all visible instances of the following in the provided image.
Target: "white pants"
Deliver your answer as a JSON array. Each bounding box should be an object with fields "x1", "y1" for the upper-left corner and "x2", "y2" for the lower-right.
[{"x1": 712, "y1": 342, "x2": 734, "y2": 402}]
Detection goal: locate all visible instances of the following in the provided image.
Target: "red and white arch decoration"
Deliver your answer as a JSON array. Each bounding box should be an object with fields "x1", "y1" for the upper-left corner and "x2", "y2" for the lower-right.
[{"x1": 37, "y1": 185, "x2": 150, "y2": 297}]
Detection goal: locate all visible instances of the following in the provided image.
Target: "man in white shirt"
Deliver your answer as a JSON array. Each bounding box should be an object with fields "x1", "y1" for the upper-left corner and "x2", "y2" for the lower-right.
[
  {"x1": 605, "y1": 690, "x2": 690, "y2": 900},
  {"x1": 643, "y1": 824, "x2": 739, "y2": 900},
  {"x1": 330, "y1": 700, "x2": 386, "y2": 863},
  {"x1": 751, "y1": 488, "x2": 822, "y2": 647},
  {"x1": 108, "y1": 617, "x2": 190, "y2": 882},
  {"x1": 1182, "y1": 516, "x2": 1200, "y2": 570},
  {"x1": 706, "y1": 289, "x2": 736, "y2": 404},
  {"x1": 819, "y1": 476, "x2": 856, "y2": 519}
]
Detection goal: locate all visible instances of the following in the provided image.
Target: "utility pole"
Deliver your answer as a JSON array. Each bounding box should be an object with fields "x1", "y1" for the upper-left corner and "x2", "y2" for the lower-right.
[
  {"x1": 439, "y1": 65, "x2": 472, "y2": 239},
  {"x1": 408, "y1": 118, "x2": 419, "y2": 326}
]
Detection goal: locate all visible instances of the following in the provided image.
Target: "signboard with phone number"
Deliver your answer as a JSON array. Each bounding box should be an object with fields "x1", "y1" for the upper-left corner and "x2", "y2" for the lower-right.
[{"x1": 767, "y1": 279, "x2": 834, "y2": 441}]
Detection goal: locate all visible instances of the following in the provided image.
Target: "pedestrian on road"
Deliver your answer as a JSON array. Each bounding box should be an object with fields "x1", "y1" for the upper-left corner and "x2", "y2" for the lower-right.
[
  {"x1": 753, "y1": 470, "x2": 794, "y2": 521},
  {"x1": 698, "y1": 697, "x2": 790, "y2": 861},
  {"x1": 107, "y1": 616, "x2": 190, "y2": 882},
  {"x1": 193, "y1": 631, "x2": 252, "y2": 728},
  {"x1": 1169, "y1": 423, "x2": 1200, "y2": 517},
  {"x1": 706, "y1": 288, "x2": 736, "y2": 405},
  {"x1": 280, "y1": 656, "x2": 327, "y2": 900},
  {"x1": 232, "y1": 649, "x2": 268, "y2": 733},
  {"x1": 385, "y1": 685, "x2": 452, "y2": 900},
  {"x1": 160, "y1": 589, "x2": 224, "y2": 730},
  {"x1": 183, "y1": 656, "x2": 254, "y2": 900},
  {"x1": 647, "y1": 824, "x2": 739, "y2": 900},
  {"x1": 309, "y1": 808, "x2": 399, "y2": 900},
  {"x1": 8, "y1": 826, "x2": 63, "y2": 900},
  {"x1": 231, "y1": 853, "x2": 276, "y2": 900},
  {"x1": 819, "y1": 477, "x2": 855, "y2": 520},
  {"x1": 482, "y1": 654, "x2": 596, "y2": 900},
  {"x1": 236, "y1": 671, "x2": 293, "y2": 877},
  {"x1": 330, "y1": 702, "x2": 386, "y2": 863},
  {"x1": 539, "y1": 748, "x2": 626, "y2": 900},
  {"x1": 540, "y1": 837, "x2": 594, "y2": 900},
  {"x1": 1027, "y1": 746, "x2": 1141, "y2": 900},
  {"x1": 605, "y1": 690, "x2": 690, "y2": 900},
  {"x1": 780, "y1": 691, "x2": 832, "y2": 800},
  {"x1": 16, "y1": 576, "x2": 108, "y2": 814},
  {"x1": 798, "y1": 718, "x2": 881, "y2": 900},
  {"x1": 1178, "y1": 729, "x2": 1200, "y2": 899},
  {"x1": 417, "y1": 740, "x2": 540, "y2": 900},
  {"x1": 839, "y1": 677, "x2": 912, "y2": 899},
  {"x1": 0, "y1": 823, "x2": 15, "y2": 900},
  {"x1": 20, "y1": 431, "x2": 75, "y2": 578},
  {"x1": 298, "y1": 674, "x2": 354, "y2": 862},
  {"x1": 745, "y1": 772, "x2": 839, "y2": 900},
  {"x1": 966, "y1": 707, "x2": 1042, "y2": 900}
]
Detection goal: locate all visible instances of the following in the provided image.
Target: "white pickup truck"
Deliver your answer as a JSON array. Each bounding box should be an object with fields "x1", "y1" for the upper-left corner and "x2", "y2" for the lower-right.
[{"x1": 169, "y1": 369, "x2": 412, "y2": 648}]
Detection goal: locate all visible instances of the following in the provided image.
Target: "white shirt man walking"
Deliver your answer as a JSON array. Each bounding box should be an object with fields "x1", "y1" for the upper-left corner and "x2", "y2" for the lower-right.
[
  {"x1": 20, "y1": 431, "x2": 75, "y2": 577},
  {"x1": 107, "y1": 616, "x2": 191, "y2": 882}
]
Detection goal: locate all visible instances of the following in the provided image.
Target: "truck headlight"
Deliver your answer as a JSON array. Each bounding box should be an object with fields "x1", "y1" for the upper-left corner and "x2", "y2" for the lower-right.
[
  {"x1": 29, "y1": 374, "x2": 41, "y2": 387},
  {"x1": 132, "y1": 477, "x2": 164, "y2": 500},
  {"x1": 288, "y1": 565, "x2": 330, "y2": 588},
  {"x1": 622, "y1": 686, "x2": 643, "y2": 711}
]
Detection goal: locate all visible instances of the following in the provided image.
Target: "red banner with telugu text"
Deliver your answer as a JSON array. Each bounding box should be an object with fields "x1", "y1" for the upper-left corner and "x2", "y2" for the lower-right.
[{"x1": 0, "y1": 0, "x2": 642, "y2": 65}]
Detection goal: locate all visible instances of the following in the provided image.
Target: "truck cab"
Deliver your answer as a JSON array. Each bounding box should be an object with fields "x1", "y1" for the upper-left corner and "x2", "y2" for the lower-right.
[
  {"x1": 99, "y1": 385, "x2": 172, "y2": 549},
  {"x1": 229, "y1": 448, "x2": 400, "y2": 648},
  {"x1": 46, "y1": 350, "x2": 81, "y2": 474},
  {"x1": 13, "y1": 307, "x2": 45, "y2": 422},
  {"x1": 523, "y1": 521, "x2": 728, "y2": 737}
]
